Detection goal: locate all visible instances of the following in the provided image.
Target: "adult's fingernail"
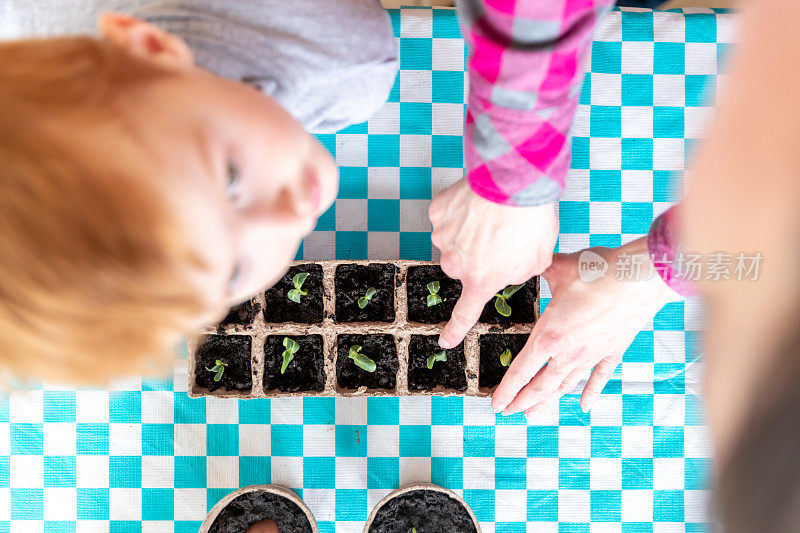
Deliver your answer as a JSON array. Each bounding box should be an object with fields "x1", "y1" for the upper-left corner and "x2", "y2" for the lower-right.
[
  {"x1": 493, "y1": 403, "x2": 507, "y2": 414},
  {"x1": 438, "y1": 338, "x2": 451, "y2": 349}
]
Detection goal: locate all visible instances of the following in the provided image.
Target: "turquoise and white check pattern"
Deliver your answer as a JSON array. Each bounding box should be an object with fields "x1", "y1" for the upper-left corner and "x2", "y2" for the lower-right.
[{"x1": 0, "y1": 7, "x2": 734, "y2": 532}]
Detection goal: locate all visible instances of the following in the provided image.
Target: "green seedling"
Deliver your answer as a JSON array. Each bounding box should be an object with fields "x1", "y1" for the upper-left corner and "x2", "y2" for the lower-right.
[
  {"x1": 412, "y1": 529, "x2": 417, "y2": 533},
  {"x1": 205, "y1": 359, "x2": 228, "y2": 382},
  {"x1": 357, "y1": 287, "x2": 377, "y2": 309},
  {"x1": 425, "y1": 281, "x2": 442, "y2": 307},
  {"x1": 281, "y1": 337, "x2": 300, "y2": 374},
  {"x1": 494, "y1": 283, "x2": 524, "y2": 317},
  {"x1": 287, "y1": 272, "x2": 309, "y2": 303},
  {"x1": 348, "y1": 345, "x2": 376, "y2": 372},
  {"x1": 426, "y1": 350, "x2": 447, "y2": 369},
  {"x1": 499, "y1": 348, "x2": 513, "y2": 367}
]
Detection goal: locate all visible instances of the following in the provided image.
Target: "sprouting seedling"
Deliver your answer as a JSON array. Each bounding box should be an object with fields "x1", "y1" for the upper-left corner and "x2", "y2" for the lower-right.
[
  {"x1": 281, "y1": 337, "x2": 300, "y2": 374},
  {"x1": 425, "y1": 281, "x2": 442, "y2": 307},
  {"x1": 494, "y1": 284, "x2": 524, "y2": 317},
  {"x1": 287, "y1": 272, "x2": 309, "y2": 303},
  {"x1": 357, "y1": 287, "x2": 377, "y2": 309},
  {"x1": 499, "y1": 348, "x2": 513, "y2": 367},
  {"x1": 426, "y1": 350, "x2": 447, "y2": 369},
  {"x1": 348, "y1": 345, "x2": 376, "y2": 372},
  {"x1": 205, "y1": 359, "x2": 228, "y2": 382}
]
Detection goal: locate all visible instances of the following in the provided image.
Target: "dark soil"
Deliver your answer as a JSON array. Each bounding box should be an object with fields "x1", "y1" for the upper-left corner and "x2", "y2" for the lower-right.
[
  {"x1": 217, "y1": 298, "x2": 261, "y2": 330},
  {"x1": 368, "y1": 489, "x2": 477, "y2": 533},
  {"x1": 263, "y1": 264, "x2": 324, "y2": 324},
  {"x1": 479, "y1": 334, "x2": 529, "y2": 389},
  {"x1": 263, "y1": 335, "x2": 325, "y2": 393},
  {"x1": 336, "y1": 334, "x2": 397, "y2": 391},
  {"x1": 209, "y1": 490, "x2": 313, "y2": 533},
  {"x1": 334, "y1": 263, "x2": 396, "y2": 323},
  {"x1": 195, "y1": 335, "x2": 253, "y2": 393},
  {"x1": 407, "y1": 335, "x2": 467, "y2": 392},
  {"x1": 478, "y1": 277, "x2": 537, "y2": 325},
  {"x1": 406, "y1": 266, "x2": 462, "y2": 324}
]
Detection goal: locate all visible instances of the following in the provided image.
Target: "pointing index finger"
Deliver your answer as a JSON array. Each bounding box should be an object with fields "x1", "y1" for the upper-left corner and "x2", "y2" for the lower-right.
[{"x1": 438, "y1": 284, "x2": 495, "y2": 349}]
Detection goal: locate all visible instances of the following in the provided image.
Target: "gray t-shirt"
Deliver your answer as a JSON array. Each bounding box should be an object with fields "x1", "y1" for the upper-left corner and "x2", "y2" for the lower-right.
[{"x1": 0, "y1": 0, "x2": 398, "y2": 133}]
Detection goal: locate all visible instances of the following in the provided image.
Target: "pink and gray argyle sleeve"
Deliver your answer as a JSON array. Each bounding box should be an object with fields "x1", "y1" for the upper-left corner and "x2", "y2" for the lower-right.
[
  {"x1": 457, "y1": 0, "x2": 691, "y2": 296},
  {"x1": 457, "y1": 0, "x2": 615, "y2": 206}
]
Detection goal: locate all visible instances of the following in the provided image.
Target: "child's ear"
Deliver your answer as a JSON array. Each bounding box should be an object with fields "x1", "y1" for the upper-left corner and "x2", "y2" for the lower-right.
[{"x1": 99, "y1": 13, "x2": 194, "y2": 71}]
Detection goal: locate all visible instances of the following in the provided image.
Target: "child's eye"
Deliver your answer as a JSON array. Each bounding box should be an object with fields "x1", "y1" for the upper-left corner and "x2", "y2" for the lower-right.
[{"x1": 226, "y1": 160, "x2": 242, "y2": 200}]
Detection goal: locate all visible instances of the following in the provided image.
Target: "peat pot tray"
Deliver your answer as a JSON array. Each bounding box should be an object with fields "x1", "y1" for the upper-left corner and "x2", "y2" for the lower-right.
[{"x1": 188, "y1": 260, "x2": 539, "y2": 399}]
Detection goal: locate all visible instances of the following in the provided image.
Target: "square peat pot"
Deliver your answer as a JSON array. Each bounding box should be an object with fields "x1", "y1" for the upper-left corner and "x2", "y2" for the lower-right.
[
  {"x1": 478, "y1": 277, "x2": 537, "y2": 325},
  {"x1": 263, "y1": 335, "x2": 325, "y2": 393},
  {"x1": 336, "y1": 334, "x2": 398, "y2": 392},
  {"x1": 478, "y1": 334, "x2": 529, "y2": 390},
  {"x1": 406, "y1": 265, "x2": 463, "y2": 324},
  {"x1": 407, "y1": 335, "x2": 467, "y2": 392},
  {"x1": 216, "y1": 298, "x2": 261, "y2": 330},
  {"x1": 334, "y1": 263, "x2": 396, "y2": 323},
  {"x1": 194, "y1": 334, "x2": 253, "y2": 394},
  {"x1": 263, "y1": 264, "x2": 324, "y2": 323}
]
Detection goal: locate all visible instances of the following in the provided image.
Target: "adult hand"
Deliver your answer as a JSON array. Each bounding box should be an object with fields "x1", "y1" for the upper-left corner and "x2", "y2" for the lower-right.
[
  {"x1": 429, "y1": 178, "x2": 558, "y2": 349},
  {"x1": 492, "y1": 237, "x2": 682, "y2": 416}
]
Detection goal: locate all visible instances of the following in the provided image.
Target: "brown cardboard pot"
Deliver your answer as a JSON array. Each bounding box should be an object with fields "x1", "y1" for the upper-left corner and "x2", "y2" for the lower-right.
[
  {"x1": 199, "y1": 484, "x2": 318, "y2": 533},
  {"x1": 363, "y1": 483, "x2": 481, "y2": 533}
]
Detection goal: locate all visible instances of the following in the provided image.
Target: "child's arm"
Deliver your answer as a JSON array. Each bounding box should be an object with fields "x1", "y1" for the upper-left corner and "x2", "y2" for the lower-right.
[{"x1": 457, "y1": 0, "x2": 615, "y2": 206}]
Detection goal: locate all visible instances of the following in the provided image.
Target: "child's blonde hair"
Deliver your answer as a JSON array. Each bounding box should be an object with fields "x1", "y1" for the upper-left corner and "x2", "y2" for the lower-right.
[{"x1": 0, "y1": 36, "x2": 216, "y2": 385}]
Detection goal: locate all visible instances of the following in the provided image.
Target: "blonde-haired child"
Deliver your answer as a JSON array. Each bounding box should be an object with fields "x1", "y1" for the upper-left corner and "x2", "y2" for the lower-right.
[{"x1": 0, "y1": 0, "x2": 397, "y2": 383}]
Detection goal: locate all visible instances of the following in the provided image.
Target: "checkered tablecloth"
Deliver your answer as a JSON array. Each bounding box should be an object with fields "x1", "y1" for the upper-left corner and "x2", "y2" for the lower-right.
[{"x1": 0, "y1": 6, "x2": 735, "y2": 532}]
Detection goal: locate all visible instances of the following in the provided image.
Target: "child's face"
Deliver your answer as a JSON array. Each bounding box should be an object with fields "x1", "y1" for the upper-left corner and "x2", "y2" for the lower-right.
[
  {"x1": 98, "y1": 15, "x2": 338, "y2": 316},
  {"x1": 150, "y1": 70, "x2": 339, "y2": 309}
]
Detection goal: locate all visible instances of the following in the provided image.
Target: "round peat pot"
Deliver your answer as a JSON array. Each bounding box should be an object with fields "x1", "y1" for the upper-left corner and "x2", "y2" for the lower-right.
[
  {"x1": 364, "y1": 483, "x2": 481, "y2": 533},
  {"x1": 200, "y1": 484, "x2": 318, "y2": 533}
]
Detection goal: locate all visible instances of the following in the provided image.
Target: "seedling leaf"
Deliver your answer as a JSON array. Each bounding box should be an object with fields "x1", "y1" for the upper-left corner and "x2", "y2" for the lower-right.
[
  {"x1": 293, "y1": 272, "x2": 309, "y2": 289},
  {"x1": 288, "y1": 272, "x2": 309, "y2": 303},
  {"x1": 283, "y1": 337, "x2": 300, "y2": 353},
  {"x1": 499, "y1": 348, "x2": 513, "y2": 367},
  {"x1": 280, "y1": 337, "x2": 300, "y2": 374},
  {"x1": 357, "y1": 287, "x2": 378, "y2": 309},
  {"x1": 281, "y1": 352, "x2": 295, "y2": 374},
  {"x1": 348, "y1": 345, "x2": 376, "y2": 373},
  {"x1": 205, "y1": 359, "x2": 228, "y2": 382},
  {"x1": 494, "y1": 284, "x2": 524, "y2": 317},
  {"x1": 502, "y1": 283, "x2": 525, "y2": 299},
  {"x1": 287, "y1": 289, "x2": 303, "y2": 303},
  {"x1": 426, "y1": 350, "x2": 447, "y2": 369},
  {"x1": 494, "y1": 296, "x2": 512, "y2": 317},
  {"x1": 425, "y1": 280, "x2": 442, "y2": 307}
]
